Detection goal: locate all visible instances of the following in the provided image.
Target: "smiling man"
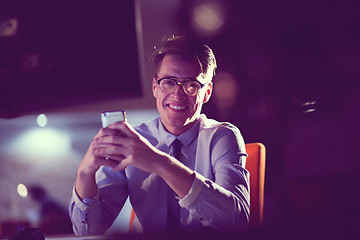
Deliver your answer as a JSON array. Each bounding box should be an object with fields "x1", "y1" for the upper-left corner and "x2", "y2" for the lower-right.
[
  {"x1": 69, "y1": 36, "x2": 250, "y2": 235},
  {"x1": 153, "y1": 53, "x2": 212, "y2": 135}
]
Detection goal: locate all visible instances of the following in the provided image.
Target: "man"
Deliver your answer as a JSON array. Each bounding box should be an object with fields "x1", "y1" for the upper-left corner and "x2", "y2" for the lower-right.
[{"x1": 69, "y1": 36, "x2": 250, "y2": 235}]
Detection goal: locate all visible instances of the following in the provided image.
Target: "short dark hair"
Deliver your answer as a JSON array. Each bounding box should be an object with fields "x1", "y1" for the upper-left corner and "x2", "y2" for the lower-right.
[{"x1": 151, "y1": 36, "x2": 217, "y2": 81}]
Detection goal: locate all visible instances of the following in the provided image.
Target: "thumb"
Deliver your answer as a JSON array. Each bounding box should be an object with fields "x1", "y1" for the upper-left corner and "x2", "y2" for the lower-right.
[{"x1": 112, "y1": 158, "x2": 130, "y2": 172}]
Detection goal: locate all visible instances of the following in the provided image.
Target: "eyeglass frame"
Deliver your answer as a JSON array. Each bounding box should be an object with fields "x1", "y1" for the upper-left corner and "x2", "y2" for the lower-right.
[{"x1": 154, "y1": 75, "x2": 206, "y2": 96}]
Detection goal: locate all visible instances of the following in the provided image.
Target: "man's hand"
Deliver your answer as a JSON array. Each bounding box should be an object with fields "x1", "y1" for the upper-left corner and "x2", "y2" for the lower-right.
[
  {"x1": 93, "y1": 121, "x2": 168, "y2": 174},
  {"x1": 93, "y1": 121, "x2": 195, "y2": 198},
  {"x1": 75, "y1": 127, "x2": 121, "y2": 199},
  {"x1": 78, "y1": 129, "x2": 121, "y2": 176}
]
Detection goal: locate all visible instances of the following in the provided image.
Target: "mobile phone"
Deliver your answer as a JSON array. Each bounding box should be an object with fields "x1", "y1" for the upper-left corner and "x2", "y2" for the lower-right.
[{"x1": 101, "y1": 110, "x2": 126, "y2": 128}]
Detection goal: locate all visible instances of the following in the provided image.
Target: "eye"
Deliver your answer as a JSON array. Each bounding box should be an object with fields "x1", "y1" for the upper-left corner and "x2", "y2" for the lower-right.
[
  {"x1": 162, "y1": 79, "x2": 177, "y2": 86},
  {"x1": 185, "y1": 81, "x2": 201, "y2": 89}
]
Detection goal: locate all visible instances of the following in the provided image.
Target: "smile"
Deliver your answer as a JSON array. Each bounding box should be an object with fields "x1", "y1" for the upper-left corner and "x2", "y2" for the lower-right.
[{"x1": 168, "y1": 104, "x2": 186, "y2": 110}]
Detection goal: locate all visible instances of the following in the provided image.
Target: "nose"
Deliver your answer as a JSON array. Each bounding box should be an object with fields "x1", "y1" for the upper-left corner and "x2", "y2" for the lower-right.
[{"x1": 172, "y1": 83, "x2": 187, "y2": 96}]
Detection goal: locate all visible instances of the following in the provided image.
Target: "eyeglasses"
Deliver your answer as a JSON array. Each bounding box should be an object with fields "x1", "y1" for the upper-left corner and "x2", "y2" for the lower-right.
[{"x1": 155, "y1": 76, "x2": 205, "y2": 96}]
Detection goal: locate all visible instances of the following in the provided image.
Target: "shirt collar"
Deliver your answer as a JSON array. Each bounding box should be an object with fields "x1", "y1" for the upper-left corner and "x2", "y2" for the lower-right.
[{"x1": 157, "y1": 118, "x2": 201, "y2": 147}]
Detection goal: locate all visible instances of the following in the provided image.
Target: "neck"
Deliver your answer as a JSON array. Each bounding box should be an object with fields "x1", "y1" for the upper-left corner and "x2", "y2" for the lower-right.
[{"x1": 162, "y1": 118, "x2": 199, "y2": 136}]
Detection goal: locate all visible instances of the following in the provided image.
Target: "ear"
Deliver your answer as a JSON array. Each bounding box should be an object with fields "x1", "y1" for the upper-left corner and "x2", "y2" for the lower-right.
[{"x1": 202, "y1": 82, "x2": 213, "y2": 103}]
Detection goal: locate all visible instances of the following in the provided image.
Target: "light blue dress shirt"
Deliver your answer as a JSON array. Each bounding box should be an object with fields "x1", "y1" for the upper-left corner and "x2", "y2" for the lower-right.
[{"x1": 69, "y1": 114, "x2": 250, "y2": 235}]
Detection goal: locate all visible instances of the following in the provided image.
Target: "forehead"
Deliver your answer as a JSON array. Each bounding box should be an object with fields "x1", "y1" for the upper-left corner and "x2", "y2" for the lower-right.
[{"x1": 158, "y1": 54, "x2": 202, "y2": 79}]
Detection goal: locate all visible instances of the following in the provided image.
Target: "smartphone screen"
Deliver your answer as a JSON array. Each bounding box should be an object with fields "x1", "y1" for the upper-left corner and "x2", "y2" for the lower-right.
[{"x1": 101, "y1": 110, "x2": 126, "y2": 128}]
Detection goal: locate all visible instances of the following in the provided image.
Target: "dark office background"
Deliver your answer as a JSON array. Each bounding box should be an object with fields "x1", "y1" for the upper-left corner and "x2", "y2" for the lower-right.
[{"x1": 0, "y1": 0, "x2": 359, "y2": 238}]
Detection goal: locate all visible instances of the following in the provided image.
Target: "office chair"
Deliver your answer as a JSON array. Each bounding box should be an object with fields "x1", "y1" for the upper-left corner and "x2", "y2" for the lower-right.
[
  {"x1": 129, "y1": 142, "x2": 266, "y2": 231},
  {"x1": 245, "y1": 142, "x2": 266, "y2": 229}
]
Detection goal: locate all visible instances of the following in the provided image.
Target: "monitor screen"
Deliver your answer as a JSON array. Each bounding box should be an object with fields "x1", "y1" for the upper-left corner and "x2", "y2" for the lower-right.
[{"x1": 0, "y1": 0, "x2": 142, "y2": 118}]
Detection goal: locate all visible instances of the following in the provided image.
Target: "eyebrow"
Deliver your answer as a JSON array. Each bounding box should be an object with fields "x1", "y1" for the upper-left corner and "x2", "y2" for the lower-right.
[{"x1": 159, "y1": 76, "x2": 198, "y2": 81}]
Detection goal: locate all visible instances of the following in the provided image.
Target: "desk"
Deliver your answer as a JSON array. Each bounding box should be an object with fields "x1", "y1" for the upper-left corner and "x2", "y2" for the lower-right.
[{"x1": 46, "y1": 236, "x2": 110, "y2": 240}]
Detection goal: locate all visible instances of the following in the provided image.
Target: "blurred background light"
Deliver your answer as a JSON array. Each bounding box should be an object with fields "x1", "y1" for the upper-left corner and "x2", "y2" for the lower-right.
[
  {"x1": 213, "y1": 71, "x2": 238, "y2": 109},
  {"x1": 191, "y1": 1, "x2": 226, "y2": 36},
  {"x1": 0, "y1": 18, "x2": 18, "y2": 37},
  {"x1": 36, "y1": 114, "x2": 48, "y2": 127},
  {"x1": 9, "y1": 128, "x2": 71, "y2": 159},
  {"x1": 301, "y1": 101, "x2": 317, "y2": 106},
  {"x1": 17, "y1": 184, "x2": 28, "y2": 198},
  {"x1": 303, "y1": 109, "x2": 316, "y2": 114},
  {"x1": 301, "y1": 101, "x2": 317, "y2": 114}
]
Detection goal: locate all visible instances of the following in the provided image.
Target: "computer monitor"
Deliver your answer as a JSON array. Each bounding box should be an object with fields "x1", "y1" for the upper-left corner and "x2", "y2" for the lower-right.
[{"x1": 0, "y1": 0, "x2": 143, "y2": 118}]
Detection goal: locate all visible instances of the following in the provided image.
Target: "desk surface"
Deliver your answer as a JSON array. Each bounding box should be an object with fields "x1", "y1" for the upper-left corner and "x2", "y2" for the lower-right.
[{"x1": 45, "y1": 236, "x2": 110, "y2": 240}]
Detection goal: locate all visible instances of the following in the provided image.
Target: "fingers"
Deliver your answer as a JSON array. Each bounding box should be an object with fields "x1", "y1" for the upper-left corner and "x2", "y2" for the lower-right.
[
  {"x1": 94, "y1": 144, "x2": 128, "y2": 159},
  {"x1": 93, "y1": 122, "x2": 148, "y2": 172},
  {"x1": 108, "y1": 121, "x2": 140, "y2": 138},
  {"x1": 112, "y1": 159, "x2": 129, "y2": 172},
  {"x1": 88, "y1": 124, "x2": 129, "y2": 171},
  {"x1": 99, "y1": 127, "x2": 125, "y2": 138},
  {"x1": 79, "y1": 125, "x2": 132, "y2": 176},
  {"x1": 96, "y1": 156, "x2": 119, "y2": 169},
  {"x1": 94, "y1": 126, "x2": 138, "y2": 151},
  {"x1": 94, "y1": 121, "x2": 133, "y2": 144},
  {"x1": 94, "y1": 152, "x2": 129, "y2": 172},
  {"x1": 94, "y1": 135, "x2": 126, "y2": 146}
]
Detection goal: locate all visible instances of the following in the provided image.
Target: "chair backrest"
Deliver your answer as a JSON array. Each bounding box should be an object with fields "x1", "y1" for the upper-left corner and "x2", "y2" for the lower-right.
[
  {"x1": 129, "y1": 142, "x2": 266, "y2": 231},
  {"x1": 245, "y1": 142, "x2": 266, "y2": 229}
]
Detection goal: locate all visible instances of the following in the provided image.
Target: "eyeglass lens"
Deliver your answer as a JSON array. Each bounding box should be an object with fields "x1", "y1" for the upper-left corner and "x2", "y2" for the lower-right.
[{"x1": 160, "y1": 79, "x2": 201, "y2": 96}]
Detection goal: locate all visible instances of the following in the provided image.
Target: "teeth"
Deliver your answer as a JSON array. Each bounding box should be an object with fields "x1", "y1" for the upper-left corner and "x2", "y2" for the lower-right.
[{"x1": 169, "y1": 105, "x2": 186, "y2": 110}]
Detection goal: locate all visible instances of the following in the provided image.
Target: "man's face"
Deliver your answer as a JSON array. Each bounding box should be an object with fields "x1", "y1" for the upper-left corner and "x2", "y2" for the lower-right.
[{"x1": 152, "y1": 54, "x2": 212, "y2": 135}]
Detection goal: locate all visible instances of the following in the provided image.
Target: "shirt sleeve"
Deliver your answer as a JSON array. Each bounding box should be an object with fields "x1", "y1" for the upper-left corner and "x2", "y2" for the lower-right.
[
  {"x1": 179, "y1": 124, "x2": 250, "y2": 232},
  {"x1": 179, "y1": 172, "x2": 204, "y2": 207},
  {"x1": 69, "y1": 184, "x2": 96, "y2": 236},
  {"x1": 69, "y1": 167, "x2": 129, "y2": 236}
]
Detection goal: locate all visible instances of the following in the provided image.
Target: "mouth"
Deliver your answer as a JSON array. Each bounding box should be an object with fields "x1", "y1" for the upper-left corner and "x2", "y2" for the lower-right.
[{"x1": 167, "y1": 103, "x2": 187, "y2": 111}]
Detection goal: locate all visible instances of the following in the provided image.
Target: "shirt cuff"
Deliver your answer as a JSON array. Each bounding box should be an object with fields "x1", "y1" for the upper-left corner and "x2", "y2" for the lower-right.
[
  {"x1": 179, "y1": 172, "x2": 205, "y2": 208},
  {"x1": 72, "y1": 182, "x2": 98, "y2": 211}
]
